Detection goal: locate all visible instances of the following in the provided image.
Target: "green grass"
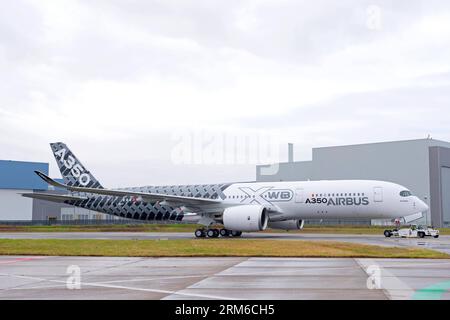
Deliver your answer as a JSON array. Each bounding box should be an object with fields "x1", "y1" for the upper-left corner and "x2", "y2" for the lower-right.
[
  {"x1": 0, "y1": 239, "x2": 447, "y2": 259},
  {"x1": 1, "y1": 224, "x2": 449, "y2": 235}
]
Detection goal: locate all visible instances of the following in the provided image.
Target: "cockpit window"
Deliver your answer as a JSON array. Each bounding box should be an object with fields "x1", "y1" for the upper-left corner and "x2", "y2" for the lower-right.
[{"x1": 400, "y1": 190, "x2": 412, "y2": 197}]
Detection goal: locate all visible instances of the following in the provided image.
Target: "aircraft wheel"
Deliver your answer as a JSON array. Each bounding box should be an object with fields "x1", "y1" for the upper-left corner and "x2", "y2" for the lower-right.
[
  {"x1": 231, "y1": 230, "x2": 242, "y2": 237},
  {"x1": 220, "y1": 229, "x2": 230, "y2": 237},
  {"x1": 207, "y1": 229, "x2": 219, "y2": 238},
  {"x1": 195, "y1": 229, "x2": 206, "y2": 238}
]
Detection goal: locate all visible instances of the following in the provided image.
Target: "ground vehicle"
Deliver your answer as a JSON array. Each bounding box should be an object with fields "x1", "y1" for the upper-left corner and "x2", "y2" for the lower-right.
[{"x1": 384, "y1": 224, "x2": 439, "y2": 238}]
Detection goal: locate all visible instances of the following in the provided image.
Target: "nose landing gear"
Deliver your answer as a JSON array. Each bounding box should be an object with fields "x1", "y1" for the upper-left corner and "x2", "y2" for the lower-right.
[{"x1": 194, "y1": 228, "x2": 242, "y2": 238}]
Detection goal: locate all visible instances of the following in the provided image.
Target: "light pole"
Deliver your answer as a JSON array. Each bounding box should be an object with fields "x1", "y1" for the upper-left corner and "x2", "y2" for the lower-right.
[{"x1": 424, "y1": 196, "x2": 429, "y2": 226}]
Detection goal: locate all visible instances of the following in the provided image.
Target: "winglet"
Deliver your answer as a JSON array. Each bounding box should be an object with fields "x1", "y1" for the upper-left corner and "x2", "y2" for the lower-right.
[{"x1": 34, "y1": 171, "x2": 68, "y2": 190}]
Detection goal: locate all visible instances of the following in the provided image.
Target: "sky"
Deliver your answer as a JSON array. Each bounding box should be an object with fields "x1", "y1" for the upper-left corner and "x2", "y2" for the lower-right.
[{"x1": 1, "y1": 0, "x2": 450, "y2": 186}]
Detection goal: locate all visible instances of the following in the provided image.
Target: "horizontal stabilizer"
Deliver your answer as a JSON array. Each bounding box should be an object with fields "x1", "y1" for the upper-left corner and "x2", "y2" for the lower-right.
[{"x1": 21, "y1": 192, "x2": 87, "y2": 203}]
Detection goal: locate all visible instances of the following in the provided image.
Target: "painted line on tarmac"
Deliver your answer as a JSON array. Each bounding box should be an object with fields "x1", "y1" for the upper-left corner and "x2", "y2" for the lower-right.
[
  {"x1": 162, "y1": 258, "x2": 252, "y2": 300},
  {"x1": 412, "y1": 280, "x2": 450, "y2": 300},
  {"x1": 0, "y1": 256, "x2": 46, "y2": 265},
  {"x1": 94, "y1": 274, "x2": 207, "y2": 285},
  {"x1": 356, "y1": 258, "x2": 415, "y2": 300},
  {"x1": 0, "y1": 272, "x2": 236, "y2": 300}
]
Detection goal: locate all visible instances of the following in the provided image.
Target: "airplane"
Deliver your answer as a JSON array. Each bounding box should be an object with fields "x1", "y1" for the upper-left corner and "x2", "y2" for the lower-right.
[{"x1": 22, "y1": 142, "x2": 429, "y2": 238}]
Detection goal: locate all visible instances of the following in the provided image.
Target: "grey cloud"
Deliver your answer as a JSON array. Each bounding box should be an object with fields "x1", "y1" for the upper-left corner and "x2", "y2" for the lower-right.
[
  {"x1": 2, "y1": 0, "x2": 450, "y2": 184},
  {"x1": 239, "y1": 83, "x2": 450, "y2": 146}
]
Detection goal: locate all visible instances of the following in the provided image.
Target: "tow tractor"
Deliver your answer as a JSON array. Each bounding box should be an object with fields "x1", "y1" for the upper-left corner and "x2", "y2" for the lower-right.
[{"x1": 384, "y1": 224, "x2": 439, "y2": 238}]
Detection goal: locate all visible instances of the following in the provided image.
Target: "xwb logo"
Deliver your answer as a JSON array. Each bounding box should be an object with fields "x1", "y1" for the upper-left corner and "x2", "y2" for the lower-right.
[{"x1": 238, "y1": 187, "x2": 293, "y2": 205}]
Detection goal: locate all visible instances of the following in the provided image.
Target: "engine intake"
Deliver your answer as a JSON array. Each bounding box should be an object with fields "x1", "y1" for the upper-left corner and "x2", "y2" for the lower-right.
[
  {"x1": 222, "y1": 205, "x2": 269, "y2": 232},
  {"x1": 268, "y1": 219, "x2": 304, "y2": 231}
]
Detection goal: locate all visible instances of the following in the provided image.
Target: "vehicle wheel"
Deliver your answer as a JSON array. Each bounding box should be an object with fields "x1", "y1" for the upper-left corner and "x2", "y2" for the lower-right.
[
  {"x1": 418, "y1": 232, "x2": 425, "y2": 238},
  {"x1": 384, "y1": 230, "x2": 391, "y2": 238},
  {"x1": 220, "y1": 229, "x2": 230, "y2": 237},
  {"x1": 195, "y1": 229, "x2": 205, "y2": 238},
  {"x1": 434, "y1": 235, "x2": 439, "y2": 238},
  {"x1": 231, "y1": 230, "x2": 242, "y2": 237}
]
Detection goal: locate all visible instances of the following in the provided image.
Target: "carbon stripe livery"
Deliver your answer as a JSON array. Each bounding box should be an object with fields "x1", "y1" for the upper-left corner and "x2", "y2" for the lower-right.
[{"x1": 60, "y1": 183, "x2": 231, "y2": 221}]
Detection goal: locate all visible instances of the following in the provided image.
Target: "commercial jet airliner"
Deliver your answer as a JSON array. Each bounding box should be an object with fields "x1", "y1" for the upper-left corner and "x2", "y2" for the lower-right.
[{"x1": 23, "y1": 143, "x2": 428, "y2": 238}]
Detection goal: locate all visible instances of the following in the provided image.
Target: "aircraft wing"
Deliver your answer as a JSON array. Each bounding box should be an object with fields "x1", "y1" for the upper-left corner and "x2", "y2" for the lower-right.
[
  {"x1": 21, "y1": 192, "x2": 87, "y2": 203},
  {"x1": 33, "y1": 171, "x2": 222, "y2": 207}
]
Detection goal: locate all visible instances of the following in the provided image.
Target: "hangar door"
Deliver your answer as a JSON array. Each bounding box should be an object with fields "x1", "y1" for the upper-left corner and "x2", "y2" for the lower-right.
[{"x1": 441, "y1": 167, "x2": 450, "y2": 226}]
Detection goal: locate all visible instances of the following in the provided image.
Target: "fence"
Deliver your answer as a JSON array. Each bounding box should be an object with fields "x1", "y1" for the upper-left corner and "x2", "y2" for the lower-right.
[
  {"x1": 0, "y1": 218, "x2": 372, "y2": 226},
  {"x1": 0, "y1": 219, "x2": 195, "y2": 226}
]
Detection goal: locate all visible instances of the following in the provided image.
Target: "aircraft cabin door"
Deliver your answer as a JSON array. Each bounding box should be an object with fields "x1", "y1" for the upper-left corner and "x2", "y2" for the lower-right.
[
  {"x1": 374, "y1": 187, "x2": 383, "y2": 202},
  {"x1": 295, "y1": 188, "x2": 304, "y2": 203}
]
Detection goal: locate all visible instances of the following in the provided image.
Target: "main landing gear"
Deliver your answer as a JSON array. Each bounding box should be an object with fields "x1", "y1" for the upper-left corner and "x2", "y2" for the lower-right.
[{"x1": 194, "y1": 228, "x2": 242, "y2": 238}]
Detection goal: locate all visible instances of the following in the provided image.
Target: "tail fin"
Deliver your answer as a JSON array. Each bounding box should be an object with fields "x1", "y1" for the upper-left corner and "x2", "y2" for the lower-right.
[{"x1": 50, "y1": 142, "x2": 103, "y2": 189}]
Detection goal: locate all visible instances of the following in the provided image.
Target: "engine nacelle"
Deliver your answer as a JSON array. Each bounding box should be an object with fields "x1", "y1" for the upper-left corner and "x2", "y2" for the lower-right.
[
  {"x1": 222, "y1": 205, "x2": 269, "y2": 232},
  {"x1": 268, "y1": 219, "x2": 304, "y2": 231}
]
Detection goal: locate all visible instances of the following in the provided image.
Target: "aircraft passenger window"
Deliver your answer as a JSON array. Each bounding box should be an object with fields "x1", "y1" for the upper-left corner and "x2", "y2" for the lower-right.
[{"x1": 400, "y1": 190, "x2": 412, "y2": 197}]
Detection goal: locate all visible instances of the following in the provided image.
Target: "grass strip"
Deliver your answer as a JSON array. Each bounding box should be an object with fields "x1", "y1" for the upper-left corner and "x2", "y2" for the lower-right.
[{"x1": 0, "y1": 239, "x2": 448, "y2": 259}]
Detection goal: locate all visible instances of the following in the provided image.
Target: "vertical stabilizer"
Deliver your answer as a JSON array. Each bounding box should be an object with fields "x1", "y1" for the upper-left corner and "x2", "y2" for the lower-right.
[{"x1": 50, "y1": 142, "x2": 103, "y2": 189}]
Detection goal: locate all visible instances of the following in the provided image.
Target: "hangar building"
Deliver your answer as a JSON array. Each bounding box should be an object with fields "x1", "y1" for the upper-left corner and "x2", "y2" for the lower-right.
[
  {"x1": 256, "y1": 139, "x2": 450, "y2": 227},
  {"x1": 0, "y1": 160, "x2": 113, "y2": 222},
  {"x1": 0, "y1": 160, "x2": 48, "y2": 220}
]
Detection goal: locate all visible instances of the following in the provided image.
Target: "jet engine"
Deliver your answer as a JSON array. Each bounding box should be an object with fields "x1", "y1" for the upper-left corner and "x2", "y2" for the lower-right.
[
  {"x1": 222, "y1": 205, "x2": 269, "y2": 232},
  {"x1": 268, "y1": 219, "x2": 304, "y2": 231}
]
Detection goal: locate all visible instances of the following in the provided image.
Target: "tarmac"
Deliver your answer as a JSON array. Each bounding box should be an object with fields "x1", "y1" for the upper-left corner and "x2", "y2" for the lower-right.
[
  {"x1": 1, "y1": 232, "x2": 449, "y2": 300},
  {"x1": 1, "y1": 255, "x2": 450, "y2": 300}
]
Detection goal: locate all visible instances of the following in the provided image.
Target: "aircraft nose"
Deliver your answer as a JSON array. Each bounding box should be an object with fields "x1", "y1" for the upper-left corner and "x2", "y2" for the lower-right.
[{"x1": 414, "y1": 197, "x2": 428, "y2": 212}]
